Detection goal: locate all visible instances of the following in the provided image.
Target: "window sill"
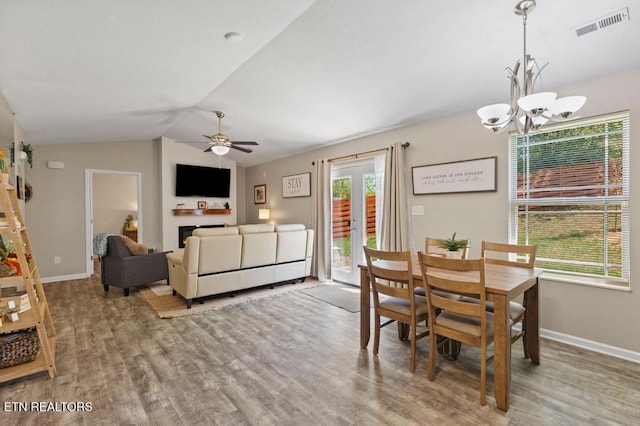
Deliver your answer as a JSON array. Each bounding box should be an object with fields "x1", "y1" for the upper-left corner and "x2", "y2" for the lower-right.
[{"x1": 541, "y1": 271, "x2": 631, "y2": 292}]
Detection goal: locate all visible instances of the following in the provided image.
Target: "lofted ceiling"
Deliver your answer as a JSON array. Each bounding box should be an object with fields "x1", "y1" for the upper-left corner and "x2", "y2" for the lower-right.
[{"x1": 0, "y1": 0, "x2": 638, "y2": 168}]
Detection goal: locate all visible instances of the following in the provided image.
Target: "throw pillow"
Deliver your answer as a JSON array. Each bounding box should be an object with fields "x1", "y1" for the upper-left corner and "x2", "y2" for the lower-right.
[{"x1": 118, "y1": 235, "x2": 148, "y2": 255}]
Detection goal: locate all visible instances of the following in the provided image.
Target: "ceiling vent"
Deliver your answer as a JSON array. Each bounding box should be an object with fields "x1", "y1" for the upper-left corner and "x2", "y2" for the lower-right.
[{"x1": 574, "y1": 7, "x2": 630, "y2": 37}]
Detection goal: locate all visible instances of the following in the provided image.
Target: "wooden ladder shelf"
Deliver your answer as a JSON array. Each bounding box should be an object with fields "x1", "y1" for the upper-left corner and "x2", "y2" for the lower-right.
[{"x1": 0, "y1": 181, "x2": 57, "y2": 383}]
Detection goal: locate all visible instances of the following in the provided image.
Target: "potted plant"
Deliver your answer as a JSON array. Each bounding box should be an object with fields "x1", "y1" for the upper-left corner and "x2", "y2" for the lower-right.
[
  {"x1": 440, "y1": 232, "x2": 467, "y2": 258},
  {"x1": 9, "y1": 142, "x2": 34, "y2": 168}
]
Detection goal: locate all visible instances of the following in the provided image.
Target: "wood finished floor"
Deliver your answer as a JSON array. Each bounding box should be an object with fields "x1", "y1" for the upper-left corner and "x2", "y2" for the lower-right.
[{"x1": 2, "y1": 276, "x2": 640, "y2": 425}]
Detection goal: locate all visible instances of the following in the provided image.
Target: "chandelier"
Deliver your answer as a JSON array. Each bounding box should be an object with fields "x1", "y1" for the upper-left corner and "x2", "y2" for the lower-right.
[{"x1": 477, "y1": 0, "x2": 586, "y2": 134}]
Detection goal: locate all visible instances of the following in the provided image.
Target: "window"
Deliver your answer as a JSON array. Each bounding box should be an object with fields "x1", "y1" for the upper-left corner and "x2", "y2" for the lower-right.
[{"x1": 509, "y1": 112, "x2": 630, "y2": 286}]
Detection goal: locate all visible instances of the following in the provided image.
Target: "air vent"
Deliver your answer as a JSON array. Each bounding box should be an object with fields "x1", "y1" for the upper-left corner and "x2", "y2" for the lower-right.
[{"x1": 574, "y1": 7, "x2": 630, "y2": 37}]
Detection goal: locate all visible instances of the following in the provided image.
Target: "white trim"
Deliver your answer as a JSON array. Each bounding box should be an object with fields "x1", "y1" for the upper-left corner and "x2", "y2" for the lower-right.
[
  {"x1": 541, "y1": 272, "x2": 631, "y2": 292},
  {"x1": 512, "y1": 324, "x2": 640, "y2": 364},
  {"x1": 41, "y1": 273, "x2": 90, "y2": 284},
  {"x1": 542, "y1": 328, "x2": 640, "y2": 364}
]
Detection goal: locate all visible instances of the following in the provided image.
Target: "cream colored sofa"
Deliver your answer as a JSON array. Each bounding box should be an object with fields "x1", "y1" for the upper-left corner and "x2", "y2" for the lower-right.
[{"x1": 166, "y1": 224, "x2": 314, "y2": 308}]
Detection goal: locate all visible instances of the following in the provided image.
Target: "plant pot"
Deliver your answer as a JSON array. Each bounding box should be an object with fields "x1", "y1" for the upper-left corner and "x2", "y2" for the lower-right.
[{"x1": 445, "y1": 250, "x2": 462, "y2": 259}]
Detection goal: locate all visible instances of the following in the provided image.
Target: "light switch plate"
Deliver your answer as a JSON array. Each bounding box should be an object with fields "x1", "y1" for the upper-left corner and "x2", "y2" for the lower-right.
[{"x1": 412, "y1": 205, "x2": 424, "y2": 216}]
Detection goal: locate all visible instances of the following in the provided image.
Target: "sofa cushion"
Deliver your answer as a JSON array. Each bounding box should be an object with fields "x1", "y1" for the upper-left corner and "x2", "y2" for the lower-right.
[
  {"x1": 198, "y1": 234, "x2": 242, "y2": 274},
  {"x1": 238, "y1": 224, "x2": 275, "y2": 234},
  {"x1": 241, "y1": 232, "x2": 277, "y2": 268},
  {"x1": 193, "y1": 227, "x2": 238, "y2": 237},
  {"x1": 274, "y1": 224, "x2": 305, "y2": 232},
  {"x1": 276, "y1": 230, "x2": 307, "y2": 263}
]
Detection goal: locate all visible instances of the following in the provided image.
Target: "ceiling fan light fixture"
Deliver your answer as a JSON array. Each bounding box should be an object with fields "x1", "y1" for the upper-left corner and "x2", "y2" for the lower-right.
[{"x1": 210, "y1": 145, "x2": 230, "y2": 156}]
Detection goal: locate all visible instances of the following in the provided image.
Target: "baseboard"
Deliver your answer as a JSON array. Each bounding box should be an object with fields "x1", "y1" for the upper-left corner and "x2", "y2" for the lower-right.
[
  {"x1": 512, "y1": 323, "x2": 640, "y2": 364},
  {"x1": 540, "y1": 328, "x2": 640, "y2": 364},
  {"x1": 40, "y1": 273, "x2": 90, "y2": 284}
]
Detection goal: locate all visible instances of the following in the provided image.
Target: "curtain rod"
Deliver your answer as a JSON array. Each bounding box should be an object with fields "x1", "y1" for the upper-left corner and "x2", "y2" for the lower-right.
[{"x1": 312, "y1": 142, "x2": 410, "y2": 165}]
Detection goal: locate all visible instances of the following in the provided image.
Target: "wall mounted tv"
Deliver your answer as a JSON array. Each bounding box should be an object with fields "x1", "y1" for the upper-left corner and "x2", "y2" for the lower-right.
[{"x1": 175, "y1": 164, "x2": 231, "y2": 198}]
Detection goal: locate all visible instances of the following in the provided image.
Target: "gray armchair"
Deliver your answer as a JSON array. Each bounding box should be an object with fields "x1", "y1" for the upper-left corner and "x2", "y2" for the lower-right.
[{"x1": 101, "y1": 236, "x2": 170, "y2": 296}]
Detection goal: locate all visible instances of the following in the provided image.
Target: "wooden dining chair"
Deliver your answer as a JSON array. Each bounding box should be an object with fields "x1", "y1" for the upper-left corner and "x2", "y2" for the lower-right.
[
  {"x1": 363, "y1": 247, "x2": 430, "y2": 372},
  {"x1": 418, "y1": 252, "x2": 493, "y2": 405},
  {"x1": 481, "y1": 241, "x2": 537, "y2": 358},
  {"x1": 425, "y1": 237, "x2": 470, "y2": 259}
]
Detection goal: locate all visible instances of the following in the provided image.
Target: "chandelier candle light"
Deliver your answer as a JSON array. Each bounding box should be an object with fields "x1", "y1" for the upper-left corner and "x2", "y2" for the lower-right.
[{"x1": 477, "y1": 0, "x2": 586, "y2": 134}]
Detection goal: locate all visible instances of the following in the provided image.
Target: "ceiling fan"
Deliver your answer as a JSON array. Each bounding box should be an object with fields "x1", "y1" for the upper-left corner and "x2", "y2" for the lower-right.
[{"x1": 201, "y1": 111, "x2": 258, "y2": 155}]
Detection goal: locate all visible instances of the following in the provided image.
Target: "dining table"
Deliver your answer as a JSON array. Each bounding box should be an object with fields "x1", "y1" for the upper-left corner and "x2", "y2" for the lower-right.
[{"x1": 358, "y1": 258, "x2": 542, "y2": 412}]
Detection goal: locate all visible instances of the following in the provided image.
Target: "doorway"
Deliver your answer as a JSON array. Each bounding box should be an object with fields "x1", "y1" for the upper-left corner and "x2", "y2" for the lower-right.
[
  {"x1": 84, "y1": 169, "x2": 142, "y2": 276},
  {"x1": 331, "y1": 161, "x2": 377, "y2": 285}
]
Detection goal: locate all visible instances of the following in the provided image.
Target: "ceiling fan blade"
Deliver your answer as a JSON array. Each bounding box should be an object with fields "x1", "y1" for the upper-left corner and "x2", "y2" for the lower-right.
[
  {"x1": 230, "y1": 141, "x2": 259, "y2": 145},
  {"x1": 203, "y1": 146, "x2": 213, "y2": 153},
  {"x1": 229, "y1": 145, "x2": 253, "y2": 153}
]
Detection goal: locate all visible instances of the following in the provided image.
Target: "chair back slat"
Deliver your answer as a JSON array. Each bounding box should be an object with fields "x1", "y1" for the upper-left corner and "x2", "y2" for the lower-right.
[
  {"x1": 364, "y1": 247, "x2": 414, "y2": 300},
  {"x1": 482, "y1": 241, "x2": 537, "y2": 268},
  {"x1": 418, "y1": 253, "x2": 486, "y2": 320}
]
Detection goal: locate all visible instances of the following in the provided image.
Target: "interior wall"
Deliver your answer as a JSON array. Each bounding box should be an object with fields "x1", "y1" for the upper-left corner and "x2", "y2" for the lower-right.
[
  {"x1": 160, "y1": 137, "x2": 238, "y2": 252},
  {"x1": 25, "y1": 139, "x2": 163, "y2": 280},
  {"x1": 92, "y1": 174, "x2": 138, "y2": 236},
  {"x1": 236, "y1": 166, "x2": 246, "y2": 225},
  {"x1": 0, "y1": 92, "x2": 12, "y2": 149},
  {"x1": 244, "y1": 67, "x2": 640, "y2": 353}
]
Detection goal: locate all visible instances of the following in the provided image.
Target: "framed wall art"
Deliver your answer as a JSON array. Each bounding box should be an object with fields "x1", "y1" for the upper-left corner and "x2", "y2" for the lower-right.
[
  {"x1": 412, "y1": 156, "x2": 497, "y2": 195},
  {"x1": 254, "y1": 184, "x2": 267, "y2": 204},
  {"x1": 197, "y1": 201, "x2": 207, "y2": 209},
  {"x1": 282, "y1": 172, "x2": 311, "y2": 198}
]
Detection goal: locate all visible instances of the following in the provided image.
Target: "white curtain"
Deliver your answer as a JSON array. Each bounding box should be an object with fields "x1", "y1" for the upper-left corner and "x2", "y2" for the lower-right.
[
  {"x1": 380, "y1": 142, "x2": 412, "y2": 252},
  {"x1": 311, "y1": 159, "x2": 331, "y2": 281}
]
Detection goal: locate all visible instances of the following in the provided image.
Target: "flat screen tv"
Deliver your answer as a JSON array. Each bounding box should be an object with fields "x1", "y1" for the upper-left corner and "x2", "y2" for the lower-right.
[{"x1": 175, "y1": 164, "x2": 231, "y2": 198}]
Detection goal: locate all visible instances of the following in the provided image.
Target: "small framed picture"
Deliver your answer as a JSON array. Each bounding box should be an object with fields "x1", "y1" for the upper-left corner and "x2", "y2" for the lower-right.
[
  {"x1": 197, "y1": 201, "x2": 207, "y2": 209},
  {"x1": 254, "y1": 184, "x2": 267, "y2": 204}
]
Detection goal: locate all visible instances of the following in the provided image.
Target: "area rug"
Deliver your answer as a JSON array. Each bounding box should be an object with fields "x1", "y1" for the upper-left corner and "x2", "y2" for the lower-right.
[
  {"x1": 141, "y1": 279, "x2": 326, "y2": 319},
  {"x1": 300, "y1": 283, "x2": 363, "y2": 313}
]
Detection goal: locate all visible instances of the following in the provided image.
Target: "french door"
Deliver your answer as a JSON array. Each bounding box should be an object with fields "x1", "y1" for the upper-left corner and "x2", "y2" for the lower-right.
[{"x1": 331, "y1": 162, "x2": 377, "y2": 285}]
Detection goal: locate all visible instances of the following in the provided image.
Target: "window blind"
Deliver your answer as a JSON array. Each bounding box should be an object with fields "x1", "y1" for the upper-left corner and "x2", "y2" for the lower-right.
[{"x1": 509, "y1": 112, "x2": 630, "y2": 284}]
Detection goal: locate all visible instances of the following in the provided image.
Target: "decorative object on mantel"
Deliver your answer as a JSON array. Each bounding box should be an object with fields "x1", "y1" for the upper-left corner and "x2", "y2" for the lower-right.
[
  {"x1": 254, "y1": 184, "x2": 266, "y2": 204},
  {"x1": 172, "y1": 208, "x2": 231, "y2": 216},
  {"x1": 476, "y1": 0, "x2": 586, "y2": 134},
  {"x1": 197, "y1": 201, "x2": 207, "y2": 209}
]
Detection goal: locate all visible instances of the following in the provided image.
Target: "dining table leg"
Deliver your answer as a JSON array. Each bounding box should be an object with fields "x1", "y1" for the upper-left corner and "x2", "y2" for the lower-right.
[
  {"x1": 492, "y1": 293, "x2": 511, "y2": 411},
  {"x1": 360, "y1": 266, "x2": 370, "y2": 349},
  {"x1": 524, "y1": 278, "x2": 540, "y2": 364}
]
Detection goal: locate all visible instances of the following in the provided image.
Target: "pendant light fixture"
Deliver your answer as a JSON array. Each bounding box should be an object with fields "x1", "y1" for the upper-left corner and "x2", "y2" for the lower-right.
[{"x1": 477, "y1": 0, "x2": 586, "y2": 134}]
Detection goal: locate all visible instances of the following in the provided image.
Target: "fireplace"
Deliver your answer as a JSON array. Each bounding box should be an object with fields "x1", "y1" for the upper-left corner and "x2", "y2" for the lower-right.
[{"x1": 178, "y1": 224, "x2": 224, "y2": 248}]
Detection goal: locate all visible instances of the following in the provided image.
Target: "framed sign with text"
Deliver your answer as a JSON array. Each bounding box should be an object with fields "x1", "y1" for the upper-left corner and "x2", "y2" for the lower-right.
[
  {"x1": 412, "y1": 156, "x2": 497, "y2": 195},
  {"x1": 282, "y1": 172, "x2": 311, "y2": 198}
]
